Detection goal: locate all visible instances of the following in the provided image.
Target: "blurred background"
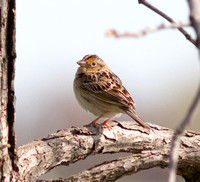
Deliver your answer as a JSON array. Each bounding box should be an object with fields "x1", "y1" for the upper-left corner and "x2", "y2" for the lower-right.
[{"x1": 15, "y1": 0, "x2": 200, "y2": 181}]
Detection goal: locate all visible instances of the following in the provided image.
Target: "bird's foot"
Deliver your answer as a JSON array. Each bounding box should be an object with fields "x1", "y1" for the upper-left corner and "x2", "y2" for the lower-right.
[{"x1": 101, "y1": 120, "x2": 112, "y2": 130}]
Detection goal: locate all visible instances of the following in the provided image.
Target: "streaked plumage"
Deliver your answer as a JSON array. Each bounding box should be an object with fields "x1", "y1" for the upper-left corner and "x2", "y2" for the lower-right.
[{"x1": 74, "y1": 54, "x2": 149, "y2": 129}]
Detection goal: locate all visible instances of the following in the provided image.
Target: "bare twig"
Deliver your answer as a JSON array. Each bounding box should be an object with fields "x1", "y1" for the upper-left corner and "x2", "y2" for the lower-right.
[
  {"x1": 138, "y1": 0, "x2": 198, "y2": 48},
  {"x1": 187, "y1": 0, "x2": 200, "y2": 48},
  {"x1": 168, "y1": 0, "x2": 200, "y2": 181},
  {"x1": 106, "y1": 22, "x2": 190, "y2": 38},
  {"x1": 168, "y1": 85, "x2": 200, "y2": 182}
]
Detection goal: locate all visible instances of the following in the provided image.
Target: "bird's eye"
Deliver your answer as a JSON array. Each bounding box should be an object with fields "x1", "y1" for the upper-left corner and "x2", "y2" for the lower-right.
[{"x1": 92, "y1": 62, "x2": 96, "y2": 66}]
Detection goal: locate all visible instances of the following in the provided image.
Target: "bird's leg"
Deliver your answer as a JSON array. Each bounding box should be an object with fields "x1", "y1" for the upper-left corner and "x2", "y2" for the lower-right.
[
  {"x1": 87, "y1": 112, "x2": 108, "y2": 127},
  {"x1": 101, "y1": 119, "x2": 112, "y2": 130}
]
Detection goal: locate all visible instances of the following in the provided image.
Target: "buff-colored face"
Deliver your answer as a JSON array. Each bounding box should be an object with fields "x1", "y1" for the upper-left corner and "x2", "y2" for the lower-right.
[{"x1": 77, "y1": 55, "x2": 107, "y2": 72}]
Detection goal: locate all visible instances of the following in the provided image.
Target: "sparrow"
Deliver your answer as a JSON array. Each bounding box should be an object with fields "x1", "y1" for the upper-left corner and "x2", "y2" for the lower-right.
[{"x1": 73, "y1": 54, "x2": 149, "y2": 129}]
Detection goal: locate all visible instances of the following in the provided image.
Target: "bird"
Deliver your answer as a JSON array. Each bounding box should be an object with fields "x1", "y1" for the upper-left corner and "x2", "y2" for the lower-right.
[{"x1": 73, "y1": 54, "x2": 150, "y2": 129}]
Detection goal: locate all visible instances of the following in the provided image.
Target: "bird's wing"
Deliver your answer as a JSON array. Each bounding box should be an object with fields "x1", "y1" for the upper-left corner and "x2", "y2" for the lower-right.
[{"x1": 78, "y1": 71, "x2": 135, "y2": 110}]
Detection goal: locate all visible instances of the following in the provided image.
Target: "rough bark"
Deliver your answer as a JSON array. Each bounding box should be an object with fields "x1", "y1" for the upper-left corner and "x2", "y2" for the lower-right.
[
  {"x1": 16, "y1": 121, "x2": 200, "y2": 182},
  {"x1": 0, "y1": 0, "x2": 17, "y2": 181}
]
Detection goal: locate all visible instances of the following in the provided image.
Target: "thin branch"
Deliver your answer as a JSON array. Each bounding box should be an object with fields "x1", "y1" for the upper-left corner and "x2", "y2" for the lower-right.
[
  {"x1": 106, "y1": 22, "x2": 191, "y2": 38},
  {"x1": 168, "y1": 85, "x2": 200, "y2": 182},
  {"x1": 168, "y1": 0, "x2": 200, "y2": 181},
  {"x1": 138, "y1": 0, "x2": 198, "y2": 48},
  {"x1": 187, "y1": 0, "x2": 200, "y2": 48}
]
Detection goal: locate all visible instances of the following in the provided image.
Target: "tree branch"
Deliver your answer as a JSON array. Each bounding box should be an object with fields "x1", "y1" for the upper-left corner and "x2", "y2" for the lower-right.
[
  {"x1": 16, "y1": 121, "x2": 200, "y2": 181},
  {"x1": 36, "y1": 148, "x2": 200, "y2": 182},
  {"x1": 64, "y1": 150, "x2": 169, "y2": 182},
  {"x1": 138, "y1": 0, "x2": 197, "y2": 48},
  {"x1": 0, "y1": 0, "x2": 17, "y2": 181},
  {"x1": 106, "y1": 22, "x2": 191, "y2": 38},
  {"x1": 168, "y1": 85, "x2": 200, "y2": 182},
  {"x1": 168, "y1": 1, "x2": 200, "y2": 181},
  {"x1": 187, "y1": 0, "x2": 200, "y2": 48}
]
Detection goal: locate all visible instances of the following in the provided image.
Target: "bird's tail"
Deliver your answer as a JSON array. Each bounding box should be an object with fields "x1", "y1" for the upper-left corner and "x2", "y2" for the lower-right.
[{"x1": 126, "y1": 110, "x2": 150, "y2": 129}]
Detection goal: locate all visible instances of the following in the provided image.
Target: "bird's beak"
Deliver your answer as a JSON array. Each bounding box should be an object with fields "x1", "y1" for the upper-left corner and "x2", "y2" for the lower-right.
[{"x1": 77, "y1": 60, "x2": 86, "y2": 67}]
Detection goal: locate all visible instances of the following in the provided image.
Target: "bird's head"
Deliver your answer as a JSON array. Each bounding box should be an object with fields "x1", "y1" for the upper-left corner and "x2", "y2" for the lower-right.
[{"x1": 77, "y1": 54, "x2": 108, "y2": 72}]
